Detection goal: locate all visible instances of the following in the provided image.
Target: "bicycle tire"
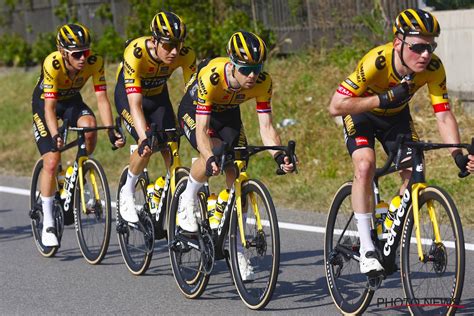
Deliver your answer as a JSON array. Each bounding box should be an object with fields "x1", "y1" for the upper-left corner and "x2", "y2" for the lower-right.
[
  {"x1": 324, "y1": 181, "x2": 374, "y2": 315},
  {"x1": 401, "y1": 186, "x2": 465, "y2": 315},
  {"x1": 74, "y1": 158, "x2": 111, "y2": 265},
  {"x1": 168, "y1": 176, "x2": 210, "y2": 299},
  {"x1": 229, "y1": 179, "x2": 280, "y2": 310},
  {"x1": 116, "y1": 166, "x2": 155, "y2": 275},
  {"x1": 29, "y1": 159, "x2": 63, "y2": 258}
]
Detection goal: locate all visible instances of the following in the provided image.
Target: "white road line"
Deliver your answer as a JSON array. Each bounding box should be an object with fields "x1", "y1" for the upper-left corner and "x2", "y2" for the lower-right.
[{"x1": 3, "y1": 185, "x2": 473, "y2": 251}]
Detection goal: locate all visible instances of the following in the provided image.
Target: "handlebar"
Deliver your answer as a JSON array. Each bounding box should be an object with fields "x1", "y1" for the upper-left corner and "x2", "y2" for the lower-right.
[
  {"x1": 212, "y1": 140, "x2": 298, "y2": 176},
  {"x1": 377, "y1": 134, "x2": 473, "y2": 178}
]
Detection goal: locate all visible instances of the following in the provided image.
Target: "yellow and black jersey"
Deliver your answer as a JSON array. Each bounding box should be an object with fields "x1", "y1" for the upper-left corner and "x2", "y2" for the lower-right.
[
  {"x1": 337, "y1": 42, "x2": 449, "y2": 115},
  {"x1": 39, "y1": 51, "x2": 106, "y2": 100},
  {"x1": 189, "y1": 57, "x2": 272, "y2": 115},
  {"x1": 117, "y1": 36, "x2": 196, "y2": 97}
]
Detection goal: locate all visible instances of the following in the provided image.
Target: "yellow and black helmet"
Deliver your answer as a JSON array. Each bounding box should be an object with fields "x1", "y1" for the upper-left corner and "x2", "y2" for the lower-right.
[
  {"x1": 56, "y1": 23, "x2": 91, "y2": 49},
  {"x1": 227, "y1": 31, "x2": 267, "y2": 66},
  {"x1": 393, "y1": 9, "x2": 440, "y2": 37},
  {"x1": 150, "y1": 11, "x2": 186, "y2": 42}
]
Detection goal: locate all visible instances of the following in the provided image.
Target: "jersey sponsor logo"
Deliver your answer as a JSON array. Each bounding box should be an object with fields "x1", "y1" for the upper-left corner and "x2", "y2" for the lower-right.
[
  {"x1": 126, "y1": 86, "x2": 141, "y2": 94},
  {"x1": 33, "y1": 113, "x2": 48, "y2": 138},
  {"x1": 375, "y1": 50, "x2": 386, "y2": 70},
  {"x1": 236, "y1": 94, "x2": 245, "y2": 100},
  {"x1": 87, "y1": 55, "x2": 97, "y2": 65},
  {"x1": 197, "y1": 97, "x2": 206, "y2": 104},
  {"x1": 443, "y1": 93, "x2": 448, "y2": 99},
  {"x1": 44, "y1": 92, "x2": 57, "y2": 99},
  {"x1": 209, "y1": 71, "x2": 220, "y2": 86},
  {"x1": 356, "y1": 64, "x2": 366, "y2": 82},
  {"x1": 439, "y1": 77, "x2": 447, "y2": 90},
  {"x1": 124, "y1": 60, "x2": 135, "y2": 75},
  {"x1": 182, "y1": 113, "x2": 196, "y2": 130},
  {"x1": 427, "y1": 58, "x2": 441, "y2": 71},
  {"x1": 159, "y1": 66, "x2": 169, "y2": 73},
  {"x1": 94, "y1": 85, "x2": 107, "y2": 92},
  {"x1": 343, "y1": 116, "x2": 355, "y2": 136},
  {"x1": 148, "y1": 66, "x2": 155, "y2": 73},
  {"x1": 257, "y1": 72, "x2": 267, "y2": 84},
  {"x1": 355, "y1": 136, "x2": 368, "y2": 146},
  {"x1": 344, "y1": 78, "x2": 359, "y2": 90},
  {"x1": 336, "y1": 85, "x2": 355, "y2": 97},
  {"x1": 124, "y1": 79, "x2": 135, "y2": 84},
  {"x1": 52, "y1": 59, "x2": 61, "y2": 70},
  {"x1": 179, "y1": 46, "x2": 190, "y2": 56},
  {"x1": 44, "y1": 68, "x2": 54, "y2": 80},
  {"x1": 43, "y1": 84, "x2": 53, "y2": 89},
  {"x1": 75, "y1": 77, "x2": 84, "y2": 85},
  {"x1": 142, "y1": 77, "x2": 167, "y2": 89},
  {"x1": 198, "y1": 77, "x2": 208, "y2": 95},
  {"x1": 121, "y1": 109, "x2": 135, "y2": 128},
  {"x1": 133, "y1": 46, "x2": 142, "y2": 59},
  {"x1": 433, "y1": 102, "x2": 450, "y2": 113},
  {"x1": 99, "y1": 76, "x2": 105, "y2": 82}
]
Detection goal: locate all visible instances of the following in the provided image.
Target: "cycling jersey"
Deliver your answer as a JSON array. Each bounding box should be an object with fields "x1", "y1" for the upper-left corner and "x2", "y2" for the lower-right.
[
  {"x1": 39, "y1": 51, "x2": 106, "y2": 100},
  {"x1": 188, "y1": 57, "x2": 272, "y2": 115},
  {"x1": 336, "y1": 42, "x2": 449, "y2": 115},
  {"x1": 117, "y1": 36, "x2": 196, "y2": 97}
]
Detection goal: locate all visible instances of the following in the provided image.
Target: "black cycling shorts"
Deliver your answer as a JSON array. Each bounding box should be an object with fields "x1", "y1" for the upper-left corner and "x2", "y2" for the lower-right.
[
  {"x1": 178, "y1": 92, "x2": 247, "y2": 151},
  {"x1": 31, "y1": 85, "x2": 95, "y2": 155},
  {"x1": 114, "y1": 70, "x2": 177, "y2": 143},
  {"x1": 342, "y1": 106, "x2": 418, "y2": 159}
]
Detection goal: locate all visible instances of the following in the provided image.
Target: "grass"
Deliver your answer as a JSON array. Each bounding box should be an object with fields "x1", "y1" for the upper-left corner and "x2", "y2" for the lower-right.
[{"x1": 1, "y1": 49, "x2": 473, "y2": 225}]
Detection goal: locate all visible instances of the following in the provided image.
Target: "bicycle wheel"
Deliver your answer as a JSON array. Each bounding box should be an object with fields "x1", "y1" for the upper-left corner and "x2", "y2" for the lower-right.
[
  {"x1": 29, "y1": 159, "x2": 63, "y2": 257},
  {"x1": 401, "y1": 186, "x2": 465, "y2": 315},
  {"x1": 116, "y1": 167, "x2": 155, "y2": 275},
  {"x1": 324, "y1": 181, "x2": 373, "y2": 315},
  {"x1": 168, "y1": 176, "x2": 210, "y2": 299},
  {"x1": 229, "y1": 179, "x2": 280, "y2": 310},
  {"x1": 74, "y1": 158, "x2": 111, "y2": 265}
]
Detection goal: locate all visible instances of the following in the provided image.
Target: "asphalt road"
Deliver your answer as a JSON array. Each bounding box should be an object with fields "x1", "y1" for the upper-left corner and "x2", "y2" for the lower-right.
[{"x1": 1, "y1": 175, "x2": 473, "y2": 314}]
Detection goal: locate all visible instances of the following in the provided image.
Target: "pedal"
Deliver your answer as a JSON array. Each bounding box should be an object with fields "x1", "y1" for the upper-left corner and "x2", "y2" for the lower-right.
[{"x1": 366, "y1": 272, "x2": 385, "y2": 291}]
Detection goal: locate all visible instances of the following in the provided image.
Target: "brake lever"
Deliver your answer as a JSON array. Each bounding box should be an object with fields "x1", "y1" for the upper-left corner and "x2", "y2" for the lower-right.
[{"x1": 458, "y1": 137, "x2": 474, "y2": 178}]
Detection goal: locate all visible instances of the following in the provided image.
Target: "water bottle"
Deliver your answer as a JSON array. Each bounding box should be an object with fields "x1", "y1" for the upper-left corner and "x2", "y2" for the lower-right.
[
  {"x1": 209, "y1": 189, "x2": 229, "y2": 229},
  {"x1": 375, "y1": 200, "x2": 389, "y2": 240},
  {"x1": 152, "y1": 176, "x2": 166, "y2": 207},
  {"x1": 57, "y1": 167, "x2": 66, "y2": 190},
  {"x1": 384, "y1": 195, "x2": 401, "y2": 231},
  {"x1": 147, "y1": 183, "x2": 158, "y2": 214},
  {"x1": 207, "y1": 193, "x2": 218, "y2": 228},
  {"x1": 60, "y1": 165, "x2": 73, "y2": 200}
]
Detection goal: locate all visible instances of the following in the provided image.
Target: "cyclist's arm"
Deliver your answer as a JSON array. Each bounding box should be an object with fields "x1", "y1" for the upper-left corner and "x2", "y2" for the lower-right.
[
  {"x1": 195, "y1": 111, "x2": 213, "y2": 161},
  {"x1": 328, "y1": 91, "x2": 379, "y2": 116},
  {"x1": 257, "y1": 111, "x2": 281, "y2": 157},
  {"x1": 95, "y1": 90, "x2": 114, "y2": 127},
  {"x1": 435, "y1": 110, "x2": 462, "y2": 156},
  {"x1": 44, "y1": 98, "x2": 59, "y2": 138},
  {"x1": 127, "y1": 92, "x2": 148, "y2": 142}
]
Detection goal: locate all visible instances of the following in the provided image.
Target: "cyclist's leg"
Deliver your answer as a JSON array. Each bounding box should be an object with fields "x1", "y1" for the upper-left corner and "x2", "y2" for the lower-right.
[
  {"x1": 32, "y1": 90, "x2": 61, "y2": 246},
  {"x1": 343, "y1": 113, "x2": 383, "y2": 274}
]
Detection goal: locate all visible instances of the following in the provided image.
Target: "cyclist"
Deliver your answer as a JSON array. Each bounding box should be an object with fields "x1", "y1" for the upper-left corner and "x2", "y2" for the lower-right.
[
  {"x1": 116, "y1": 11, "x2": 196, "y2": 223},
  {"x1": 328, "y1": 8, "x2": 474, "y2": 276},
  {"x1": 31, "y1": 23, "x2": 125, "y2": 247},
  {"x1": 177, "y1": 31, "x2": 295, "y2": 280}
]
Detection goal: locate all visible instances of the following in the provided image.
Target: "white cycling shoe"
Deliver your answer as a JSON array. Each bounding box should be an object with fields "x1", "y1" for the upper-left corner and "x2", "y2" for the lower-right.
[
  {"x1": 42, "y1": 227, "x2": 59, "y2": 247},
  {"x1": 119, "y1": 189, "x2": 139, "y2": 223},
  {"x1": 238, "y1": 252, "x2": 255, "y2": 282},
  {"x1": 360, "y1": 250, "x2": 384, "y2": 275},
  {"x1": 177, "y1": 195, "x2": 198, "y2": 233}
]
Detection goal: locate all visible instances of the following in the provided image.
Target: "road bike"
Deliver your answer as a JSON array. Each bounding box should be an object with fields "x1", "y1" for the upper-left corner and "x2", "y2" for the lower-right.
[
  {"x1": 324, "y1": 134, "x2": 473, "y2": 315},
  {"x1": 30, "y1": 119, "x2": 120, "y2": 264},
  {"x1": 168, "y1": 141, "x2": 297, "y2": 310},
  {"x1": 116, "y1": 125, "x2": 189, "y2": 275}
]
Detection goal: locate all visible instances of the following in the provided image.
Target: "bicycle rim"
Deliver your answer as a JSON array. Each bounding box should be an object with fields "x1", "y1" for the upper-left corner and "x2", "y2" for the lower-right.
[
  {"x1": 30, "y1": 159, "x2": 60, "y2": 257},
  {"x1": 229, "y1": 179, "x2": 280, "y2": 310},
  {"x1": 401, "y1": 186, "x2": 465, "y2": 315},
  {"x1": 324, "y1": 182, "x2": 373, "y2": 315},
  {"x1": 168, "y1": 176, "x2": 209, "y2": 298},
  {"x1": 117, "y1": 168, "x2": 154, "y2": 275},
  {"x1": 74, "y1": 158, "x2": 111, "y2": 265}
]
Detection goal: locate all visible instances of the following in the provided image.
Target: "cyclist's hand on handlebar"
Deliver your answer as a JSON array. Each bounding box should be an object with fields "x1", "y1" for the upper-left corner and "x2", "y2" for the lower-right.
[
  {"x1": 51, "y1": 134, "x2": 64, "y2": 151},
  {"x1": 108, "y1": 129, "x2": 125, "y2": 149},
  {"x1": 454, "y1": 152, "x2": 474, "y2": 177},
  {"x1": 205, "y1": 155, "x2": 220, "y2": 177},
  {"x1": 137, "y1": 138, "x2": 152, "y2": 157},
  {"x1": 274, "y1": 152, "x2": 297, "y2": 174},
  {"x1": 378, "y1": 82, "x2": 412, "y2": 109}
]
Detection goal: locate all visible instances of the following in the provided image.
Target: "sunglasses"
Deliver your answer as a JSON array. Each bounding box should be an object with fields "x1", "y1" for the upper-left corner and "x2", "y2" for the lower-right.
[
  {"x1": 236, "y1": 64, "x2": 263, "y2": 76},
  {"x1": 65, "y1": 49, "x2": 91, "y2": 59},
  {"x1": 400, "y1": 39, "x2": 437, "y2": 54},
  {"x1": 159, "y1": 40, "x2": 183, "y2": 51}
]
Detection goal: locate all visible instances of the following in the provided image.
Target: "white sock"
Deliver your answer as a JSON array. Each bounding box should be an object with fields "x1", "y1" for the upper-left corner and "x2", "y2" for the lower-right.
[
  {"x1": 182, "y1": 175, "x2": 204, "y2": 201},
  {"x1": 236, "y1": 213, "x2": 247, "y2": 253},
  {"x1": 122, "y1": 170, "x2": 139, "y2": 196},
  {"x1": 41, "y1": 195, "x2": 55, "y2": 228},
  {"x1": 354, "y1": 212, "x2": 375, "y2": 255}
]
